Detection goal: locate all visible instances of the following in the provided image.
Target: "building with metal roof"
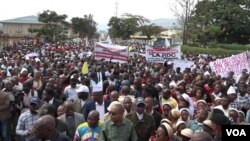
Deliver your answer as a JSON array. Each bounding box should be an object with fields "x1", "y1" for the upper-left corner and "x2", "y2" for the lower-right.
[
  {"x1": 0, "y1": 15, "x2": 43, "y2": 47},
  {"x1": 0, "y1": 15, "x2": 43, "y2": 24}
]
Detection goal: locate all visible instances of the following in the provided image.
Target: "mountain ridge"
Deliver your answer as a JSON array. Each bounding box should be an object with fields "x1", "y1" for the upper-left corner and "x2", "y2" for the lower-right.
[{"x1": 97, "y1": 18, "x2": 178, "y2": 31}]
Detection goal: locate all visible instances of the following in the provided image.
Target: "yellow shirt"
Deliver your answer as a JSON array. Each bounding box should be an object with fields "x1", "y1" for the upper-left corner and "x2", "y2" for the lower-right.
[{"x1": 161, "y1": 97, "x2": 178, "y2": 109}]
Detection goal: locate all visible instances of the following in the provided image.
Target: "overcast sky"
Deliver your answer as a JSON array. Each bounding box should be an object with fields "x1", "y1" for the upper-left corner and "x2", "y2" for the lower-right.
[{"x1": 0, "y1": 0, "x2": 177, "y2": 24}]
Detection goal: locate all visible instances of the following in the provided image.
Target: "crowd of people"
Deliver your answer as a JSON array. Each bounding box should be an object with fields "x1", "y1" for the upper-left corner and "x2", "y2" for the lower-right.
[{"x1": 0, "y1": 40, "x2": 249, "y2": 141}]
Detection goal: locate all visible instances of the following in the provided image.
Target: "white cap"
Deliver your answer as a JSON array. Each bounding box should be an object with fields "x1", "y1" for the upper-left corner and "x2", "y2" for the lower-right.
[
  {"x1": 169, "y1": 81, "x2": 177, "y2": 88},
  {"x1": 176, "y1": 120, "x2": 186, "y2": 128},
  {"x1": 181, "y1": 128, "x2": 193, "y2": 138},
  {"x1": 158, "y1": 83, "x2": 164, "y2": 89},
  {"x1": 76, "y1": 85, "x2": 89, "y2": 93},
  {"x1": 35, "y1": 58, "x2": 40, "y2": 62},
  {"x1": 20, "y1": 68, "x2": 28, "y2": 74},
  {"x1": 227, "y1": 86, "x2": 236, "y2": 95},
  {"x1": 204, "y1": 71, "x2": 210, "y2": 76},
  {"x1": 107, "y1": 101, "x2": 122, "y2": 111}
]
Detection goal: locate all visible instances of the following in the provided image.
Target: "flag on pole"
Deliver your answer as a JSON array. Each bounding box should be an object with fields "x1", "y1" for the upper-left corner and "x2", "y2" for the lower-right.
[{"x1": 81, "y1": 61, "x2": 88, "y2": 75}]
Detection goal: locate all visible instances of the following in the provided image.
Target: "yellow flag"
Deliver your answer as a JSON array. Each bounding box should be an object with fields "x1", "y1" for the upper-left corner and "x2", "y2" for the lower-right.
[
  {"x1": 129, "y1": 46, "x2": 133, "y2": 52},
  {"x1": 82, "y1": 61, "x2": 88, "y2": 75}
]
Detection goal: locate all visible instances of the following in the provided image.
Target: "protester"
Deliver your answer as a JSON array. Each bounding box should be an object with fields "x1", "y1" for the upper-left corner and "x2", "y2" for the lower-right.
[
  {"x1": 16, "y1": 97, "x2": 40, "y2": 141},
  {"x1": 27, "y1": 115, "x2": 71, "y2": 141},
  {"x1": 99, "y1": 103, "x2": 138, "y2": 141},
  {"x1": 0, "y1": 39, "x2": 248, "y2": 141},
  {"x1": 74, "y1": 110, "x2": 102, "y2": 141}
]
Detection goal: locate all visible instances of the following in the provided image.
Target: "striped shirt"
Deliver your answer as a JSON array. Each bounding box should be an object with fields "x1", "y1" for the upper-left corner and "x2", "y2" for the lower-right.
[
  {"x1": 74, "y1": 122, "x2": 103, "y2": 141},
  {"x1": 16, "y1": 110, "x2": 39, "y2": 136}
]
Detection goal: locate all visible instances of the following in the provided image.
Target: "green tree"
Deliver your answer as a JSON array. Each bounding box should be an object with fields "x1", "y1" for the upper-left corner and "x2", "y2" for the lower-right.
[
  {"x1": 34, "y1": 10, "x2": 69, "y2": 42},
  {"x1": 188, "y1": 0, "x2": 217, "y2": 46},
  {"x1": 189, "y1": 0, "x2": 250, "y2": 45},
  {"x1": 108, "y1": 16, "x2": 138, "y2": 40},
  {"x1": 122, "y1": 13, "x2": 164, "y2": 39},
  {"x1": 71, "y1": 14, "x2": 97, "y2": 39},
  {"x1": 141, "y1": 24, "x2": 165, "y2": 39}
]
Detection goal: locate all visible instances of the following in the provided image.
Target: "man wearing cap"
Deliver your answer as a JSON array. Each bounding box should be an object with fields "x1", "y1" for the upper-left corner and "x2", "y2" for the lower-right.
[
  {"x1": 16, "y1": 96, "x2": 40, "y2": 141},
  {"x1": 126, "y1": 97, "x2": 156, "y2": 141},
  {"x1": 74, "y1": 85, "x2": 90, "y2": 114},
  {"x1": 227, "y1": 86, "x2": 240, "y2": 110}
]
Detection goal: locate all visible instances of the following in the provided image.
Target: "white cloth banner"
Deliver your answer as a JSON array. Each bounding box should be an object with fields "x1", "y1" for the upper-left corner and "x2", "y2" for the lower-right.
[
  {"x1": 172, "y1": 59, "x2": 194, "y2": 72},
  {"x1": 209, "y1": 52, "x2": 250, "y2": 77},
  {"x1": 94, "y1": 42, "x2": 128, "y2": 63},
  {"x1": 145, "y1": 45, "x2": 181, "y2": 63}
]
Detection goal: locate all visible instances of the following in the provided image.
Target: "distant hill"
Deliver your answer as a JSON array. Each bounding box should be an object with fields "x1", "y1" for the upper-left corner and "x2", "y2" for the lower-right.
[
  {"x1": 151, "y1": 18, "x2": 178, "y2": 29},
  {"x1": 97, "y1": 18, "x2": 179, "y2": 31}
]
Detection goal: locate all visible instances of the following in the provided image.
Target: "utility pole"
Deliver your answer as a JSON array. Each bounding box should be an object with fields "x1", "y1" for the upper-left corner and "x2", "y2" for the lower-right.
[{"x1": 115, "y1": 0, "x2": 118, "y2": 17}]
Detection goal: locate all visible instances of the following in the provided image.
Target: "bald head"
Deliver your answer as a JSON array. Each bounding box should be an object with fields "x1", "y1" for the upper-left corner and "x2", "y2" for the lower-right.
[
  {"x1": 112, "y1": 103, "x2": 125, "y2": 114},
  {"x1": 121, "y1": 86, "x2": 130, "y2": 95},
  {"x1": 63, "y1": 100, "x2": 75, "y2": 116},
  {"x1": 110, "y1": 90, "x2": 119, "y2": 101},
  {"x1": 37, "y1": 115, "x2": 55, "y2": 130},
  {"x1": 87, "y1": 110, "x2": 100, "y2": 128},
  {"x1": 190, "y1": 132, "x2": 213, "y2": 141},
  {"x1": 88, "y1": 110, "x2": 99, "y2": 119}
]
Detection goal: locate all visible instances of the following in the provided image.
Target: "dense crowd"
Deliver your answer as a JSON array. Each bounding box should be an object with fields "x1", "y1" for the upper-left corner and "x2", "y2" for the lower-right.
[{"x1": 0, "y1": 41, "x2": 249, "y2": 141}]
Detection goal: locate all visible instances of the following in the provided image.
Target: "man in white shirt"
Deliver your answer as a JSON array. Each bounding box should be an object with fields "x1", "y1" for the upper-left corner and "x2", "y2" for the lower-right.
[
  {"x1": 83, "y1": 91, "x2": 111, "y2": 121},
  {"x1": 214, "y1": 96, "x2": 233, "y2": 117},
  {"x1": 64, "y1": 76, "x2": 80, "y2": 101}
]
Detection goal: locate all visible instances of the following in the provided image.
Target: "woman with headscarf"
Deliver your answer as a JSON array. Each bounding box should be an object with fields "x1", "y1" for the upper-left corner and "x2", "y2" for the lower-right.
[
  {"x1": 237, "y1": 111, "x2": 248, "y2": 125},
  {"x1": 162, "y1": 103, "x2": 172, "y2": 119},
  {"x1": 180, "y1": 128, "x2": 193, "y2": 141},
  {"x1": 174, "y1": 120, "x2": 186, "y2": 140},
  {"x1": 179, "y1": 108, "x2": 192, "y2": 126},
  {"x1": 168, "y1": 109, "x2": 181, "y2": 132},
  {"x1": 154, "y1": 123, "x2": 175, "y2": 141},
  {"x1": 177, "y1": 93, "x2": 195, "y2": 117}
]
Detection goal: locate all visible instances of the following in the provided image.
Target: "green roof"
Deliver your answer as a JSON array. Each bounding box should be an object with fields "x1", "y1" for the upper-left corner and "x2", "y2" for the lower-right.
[{"x1": 0, "y1": 15, "x2": 43, "y2": 24}]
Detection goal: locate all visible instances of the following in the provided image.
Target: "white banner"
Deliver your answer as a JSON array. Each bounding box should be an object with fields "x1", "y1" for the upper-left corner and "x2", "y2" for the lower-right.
[
  {"x1": 171, "y1": 59, "x2": 194, "y2": 72},
  {"x1": 94, "y1": 42, "x2": 128, "y2": 63},
  {"x1": 209, "y1": 52, "x2": 250, "y2": 77},
  {"x1": 145, "y1": 45, "x2": 181, "y2": 63}
]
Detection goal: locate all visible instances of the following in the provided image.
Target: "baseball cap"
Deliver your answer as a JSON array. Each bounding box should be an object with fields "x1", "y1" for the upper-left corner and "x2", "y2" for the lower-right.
[
  {"x1": 29, "y1": 97, "x2": 40, "y2": 105},
  {"x1": 76, "y1": 85, "x2": 89, "y2": 93},
  {"x1": 136, "y1": 97, "x2": 145, "y2": 106},
  {"x1": 107, "y1": 101, "x2": 122, "y2": 111}
]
